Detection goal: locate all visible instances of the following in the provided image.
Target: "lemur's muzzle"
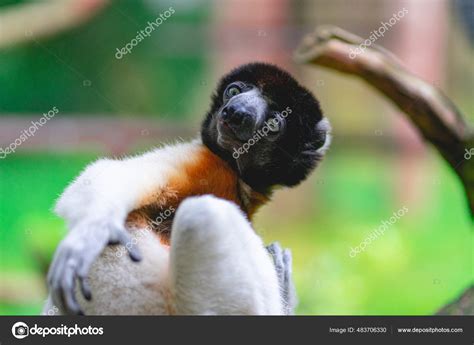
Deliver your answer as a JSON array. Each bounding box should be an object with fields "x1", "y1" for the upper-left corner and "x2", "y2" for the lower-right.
[
  {"x1": 219, "y1": 89, "x2": 267, "y2": 142},
  {"x1": 221, "y1": 103, "x2": 256, "y2": 141}
]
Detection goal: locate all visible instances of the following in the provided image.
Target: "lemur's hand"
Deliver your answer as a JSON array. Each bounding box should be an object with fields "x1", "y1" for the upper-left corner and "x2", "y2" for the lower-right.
[
  {"x1": 266, "y1": 242, "x2": 297, "y2": 315},
  {"x1": 47, "y1": 218, "x2": 142, "y2": 315}
]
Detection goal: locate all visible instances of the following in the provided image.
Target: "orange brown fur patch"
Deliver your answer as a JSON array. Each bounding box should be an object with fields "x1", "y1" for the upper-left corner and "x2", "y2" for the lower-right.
[{"x1": 126, "y1": 145, "x2": 269, "y2": 244}]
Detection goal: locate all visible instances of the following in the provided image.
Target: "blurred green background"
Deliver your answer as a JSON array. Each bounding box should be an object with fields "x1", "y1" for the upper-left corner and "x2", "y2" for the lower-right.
[{"x1": 0, "y1": 0, "x2": 472, "y2": 315}]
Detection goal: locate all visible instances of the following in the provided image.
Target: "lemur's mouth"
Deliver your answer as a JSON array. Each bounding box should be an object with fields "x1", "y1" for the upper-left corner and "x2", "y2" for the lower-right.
[
  {"x1": 219, "y1": 118, "x2": 234, "y2": 133},
  {"x1": 217, "y1": 118, "x2": 245, "y2": 148}
]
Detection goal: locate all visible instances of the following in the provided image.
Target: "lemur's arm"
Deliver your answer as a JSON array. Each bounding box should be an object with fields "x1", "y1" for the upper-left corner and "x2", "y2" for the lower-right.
[{"x1": 48, "y1": 144, "x2": 187, "y2": 314}]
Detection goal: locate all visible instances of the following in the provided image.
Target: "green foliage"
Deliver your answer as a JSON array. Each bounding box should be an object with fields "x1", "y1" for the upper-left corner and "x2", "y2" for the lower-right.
[{"x1": 259, "y1": 149, "x2": 473, "y2": 315}]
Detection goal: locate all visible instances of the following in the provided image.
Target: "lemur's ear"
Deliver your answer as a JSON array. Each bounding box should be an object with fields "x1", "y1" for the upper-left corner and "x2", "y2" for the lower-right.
[
  {"x1": 280, "y1": 117, "x2": 331, "y2": 188},
  {"x1": 314, "y1": 117, "x2": 332, "y2": 154},
  {"x1": 300, "y1": 117, "x2": 331, "y2": 156}
]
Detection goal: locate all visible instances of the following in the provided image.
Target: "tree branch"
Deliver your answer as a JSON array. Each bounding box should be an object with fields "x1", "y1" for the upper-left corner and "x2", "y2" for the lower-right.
[
  {"x1": 436, "y1": 286, "x2": 474, "y2": 315},
  {"x1": 294, "y1": 25, "x2": 474, "y2": 216},
  {"x1": 0, "y1": 0, "x2": 110, "y2": 49}
]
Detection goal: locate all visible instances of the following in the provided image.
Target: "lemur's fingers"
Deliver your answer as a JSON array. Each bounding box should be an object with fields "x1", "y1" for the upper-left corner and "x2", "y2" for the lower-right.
[
  {"x1": 79, "y1": 277, "x2": 92, "y2": 301},
  {"x1": 266, "y1": 242, "x2": 297, "y2": 315},
  {"x1": 282, "y1": 248, "x2": 297, "y2": 315},
  {"x1": 49, "y1": 246, "x2": 85, "y2": 315},
  {"x1": 61, "y1": 260, "x2": 82, "y2": 315},
  {"x1": 282, "y1": 249, "x2": 292, "y2": 293},
  {"x1": 48, "y1": 220, "x2": 142, "y2": 315},
  {"x1": 47, "y1": 248, "x2": 69, "y2": 313},
  {"x1": 107, "y1": 224, "x2": 142, "y2": 262},
  {"x1": 266, "y1": 242, "x2": 284, "y2": 280}
]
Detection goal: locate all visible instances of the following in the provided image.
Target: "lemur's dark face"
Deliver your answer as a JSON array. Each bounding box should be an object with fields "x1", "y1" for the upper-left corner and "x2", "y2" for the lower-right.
[{"x1": 202, "y1": 62, "x2": 330, "y2": 193}]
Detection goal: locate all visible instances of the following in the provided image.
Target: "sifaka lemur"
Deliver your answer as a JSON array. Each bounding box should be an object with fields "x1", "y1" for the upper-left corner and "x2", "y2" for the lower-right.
[{"x1": 44, "y1": 62, "x2": 331, "y2": 315}]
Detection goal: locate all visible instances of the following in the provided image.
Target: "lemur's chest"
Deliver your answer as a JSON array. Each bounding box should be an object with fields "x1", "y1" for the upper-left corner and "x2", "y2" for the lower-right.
[{"x1": 126, "y1": 145, "x2": 268, "y2": 244}]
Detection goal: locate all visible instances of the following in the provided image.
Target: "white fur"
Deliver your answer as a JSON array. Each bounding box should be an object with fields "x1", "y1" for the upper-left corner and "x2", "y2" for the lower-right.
[
  {"x1": 170, "y1": 196, "x2": 282, "y2": 315},
  {"x1": 44, "y1": 140, "x2": 283, "y2": 315},
  {"x1": 54, "y1": 140, "x2": 203, "y2": 228},
  {"x1": 317, "y1": 117, "x2": 332, "y2": 155}
]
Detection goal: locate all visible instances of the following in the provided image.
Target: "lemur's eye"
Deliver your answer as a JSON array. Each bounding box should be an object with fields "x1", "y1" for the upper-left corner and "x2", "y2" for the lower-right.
[
  {"x1": 264, "y1": 112, "x2": 286, "y2": 140},
  {"x1": 266, "y1": 118, "x2": 280, "y2": 132},
  {"x1": 228, "y1": 87, "x2": 240, "y2": 97},
  {"x1": 225, "y1": 85, "x2": 241, "y2": 98}
]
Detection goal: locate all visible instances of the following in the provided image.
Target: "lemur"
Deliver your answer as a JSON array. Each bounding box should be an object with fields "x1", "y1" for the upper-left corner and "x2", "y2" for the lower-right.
[{"x1": 44, "y1": 62, "x2": 331, "y2": 315}]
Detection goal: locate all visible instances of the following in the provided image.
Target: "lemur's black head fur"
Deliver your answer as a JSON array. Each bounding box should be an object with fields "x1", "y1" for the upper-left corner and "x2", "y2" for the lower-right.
[{"x1": 202, "y1": 62, "x2": 331, "y2": 194}]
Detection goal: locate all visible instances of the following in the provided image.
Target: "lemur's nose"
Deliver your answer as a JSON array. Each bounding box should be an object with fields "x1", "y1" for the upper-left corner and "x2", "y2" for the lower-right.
[{"x1": 222, "y1": 104, "x2": 254, "y2": 140}]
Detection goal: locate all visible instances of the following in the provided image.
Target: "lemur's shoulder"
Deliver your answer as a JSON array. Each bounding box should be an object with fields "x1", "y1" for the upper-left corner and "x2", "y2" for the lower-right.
[{"x1": 126, "y1": 139, "x2": 270, "y2": 244}]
